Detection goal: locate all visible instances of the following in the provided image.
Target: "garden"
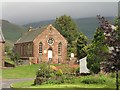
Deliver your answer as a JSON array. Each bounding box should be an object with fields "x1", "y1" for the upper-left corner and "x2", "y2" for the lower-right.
[{"x1": 7, "y1": 63, "x2": 119, "y2": 89}]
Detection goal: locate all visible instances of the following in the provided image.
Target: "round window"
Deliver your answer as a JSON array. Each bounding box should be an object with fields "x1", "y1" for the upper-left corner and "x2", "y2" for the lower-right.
[{"x1": 47, "y1": 38, "x2": 54, "y2": 45}]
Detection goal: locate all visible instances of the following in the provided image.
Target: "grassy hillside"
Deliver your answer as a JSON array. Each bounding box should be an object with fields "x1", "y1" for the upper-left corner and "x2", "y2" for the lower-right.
[
  {"x1": 1, "y1": 17, "x2": 115, "y2": 46},
  {"x1": 74, "y1": 17, "x2": 115, "y2": 39},
  {"x1": 24, "y1": 17, "x2": 115, "y2": 39},
  {"x1": 2, "y1": 20, "x2": 27, "y2": 44}
]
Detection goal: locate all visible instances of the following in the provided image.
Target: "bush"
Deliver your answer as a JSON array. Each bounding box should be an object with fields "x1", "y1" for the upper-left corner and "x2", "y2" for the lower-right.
[
  {"x1": 109, "y1": 73, "x2": 116, "y2": 78},
  {"x1": 62, "y1": 74, "x2": 75, "y2": 84},
  {"x1": 34, "y1": 64, "x2": 53, "y2": 85},
  {"x1": 56, "y1": 69, "x2": 63, "y2": 76},
  {"x1": 81, "y1": 76, "x2": 106, "y2": 84},
  {"x1": 36, "y1": 64, "x2": 53, "y2": 78},
  {"x1": 75, "y1": 67, "x2": 79, "y2": 74},
  {"x1": 34, "y1": 77, "x2": 45, "y2": 85},
  {"x1": 108, "y1": 72, "x2": 120, "y2": 79}
]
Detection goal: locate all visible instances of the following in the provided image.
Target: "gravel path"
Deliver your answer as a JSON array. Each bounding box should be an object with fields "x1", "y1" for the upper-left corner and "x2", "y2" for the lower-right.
[{"x1": 1, "y1": 78, "x2": 34, "y2": 89}]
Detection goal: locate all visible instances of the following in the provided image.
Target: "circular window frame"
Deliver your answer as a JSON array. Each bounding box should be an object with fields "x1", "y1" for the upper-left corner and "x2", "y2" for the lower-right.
[{"x1": 47, "y1": 38, "x2": 54, "y2": 45}]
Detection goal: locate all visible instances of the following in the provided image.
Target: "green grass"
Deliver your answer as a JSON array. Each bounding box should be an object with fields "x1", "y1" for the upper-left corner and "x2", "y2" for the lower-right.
[
  {"x1": 2, "y1": 63, "x2": 68, "y2": 79},
  {"x1": 2, "y1": 64, "x2": 40, "y2": 79},
  {"x1": 2, "y1": 63, "x2": 119, "y2": 89},
  {"x1": 11, "y1": 79, "x2": 115, "y2": 88},
  {"x1": 11, "y1": 73, "x2": 117, "y2": 88}
]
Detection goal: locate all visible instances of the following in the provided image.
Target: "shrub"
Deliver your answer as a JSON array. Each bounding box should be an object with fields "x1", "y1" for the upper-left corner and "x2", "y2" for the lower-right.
[
  {"x1": 34, "y1": 77, "x2": 45, "y2": 85},
  {"x1": 56, "y1": 69, "x2": 63, "y2": 76},
  {"x1": 109, "y1": 73, "x2": 116, "y2": 78},
  {"x1": 81, "y1": 76, "x2": 106, "y2": 84},
  {"x1": 62, "y1": 74, "x2": 75, "y2": 84},
  {"x1": 50, "y1": 73, "x2": 56, "y2": 78},
  {"x1": 75, "y1": 67, "x2": 79, "y2": 74},
  {"x1": 108, "y1": 72, "x2": 120, "y2": 79},
  {"x1": 36, "y1": 64, "x2": 53, "y2": 78},
  {"x1": 34, "y1": 64, "x2": 53, "y2": 85}
]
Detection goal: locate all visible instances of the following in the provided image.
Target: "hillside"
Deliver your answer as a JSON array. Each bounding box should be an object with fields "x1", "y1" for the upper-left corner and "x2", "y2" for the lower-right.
[
  {"x1": 1, "y1": 20, "x2": 27, "y2": 44},
  {"x1": 24, "y1": 17, "x2": 115, "y2": 39},
  {"x1": 1, "y1": 17, "x2": 115, "y2": 46},
  {"x1": 74, "y1": 17, "x2": 115, "y2": 39}
]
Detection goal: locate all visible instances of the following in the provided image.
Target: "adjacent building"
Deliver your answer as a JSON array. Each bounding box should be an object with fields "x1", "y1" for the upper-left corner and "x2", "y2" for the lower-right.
[
  {"x1": 0, "y1": 27, "x2": 5, "y2": 67},
  {"x1": 14, "y1": 24, "x2": 67, "y2": 64}
]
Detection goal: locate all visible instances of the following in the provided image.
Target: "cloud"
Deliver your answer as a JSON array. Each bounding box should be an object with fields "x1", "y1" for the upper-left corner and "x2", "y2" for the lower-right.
[{"x1": 2, "y1": 2, "x2": 118, "y2": 25}]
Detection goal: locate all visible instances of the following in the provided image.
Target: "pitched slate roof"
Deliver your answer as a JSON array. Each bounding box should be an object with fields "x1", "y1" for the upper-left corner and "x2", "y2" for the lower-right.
[
  {"x1": 0, "y1": 26, "x2": 5, "y2": 43},
  {"x1": 15, "y1": 26, "x2": 47, "y2": 44}
]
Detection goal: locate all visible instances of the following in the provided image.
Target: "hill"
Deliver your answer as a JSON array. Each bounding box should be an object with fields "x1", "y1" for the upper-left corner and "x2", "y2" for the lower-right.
[
  {"x1": 24, "y1": 17, "x2": 115, "y2": 39},
  {"x1": 74, "y1": 17, "x2": 115, "y2": 39},
  {"x1": 1, "y1": 20, "x2": 27, "y2": 45},
  {"x1": 1, "y1": 17, "x2": 115, "y2": 47}
]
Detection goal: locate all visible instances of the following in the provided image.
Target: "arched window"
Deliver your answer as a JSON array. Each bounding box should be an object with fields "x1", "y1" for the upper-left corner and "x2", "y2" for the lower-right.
[
  {"x1": 58, "y1": 42, "x2": 62, "y2": 55},
  {"x1": 39, "y1": 42, "x2": 42, "y2": 54}
]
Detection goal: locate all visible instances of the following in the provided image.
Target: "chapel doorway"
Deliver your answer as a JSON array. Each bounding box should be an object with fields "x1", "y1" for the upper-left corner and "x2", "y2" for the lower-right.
[{"x1": 48, "y1": 47, "x2": 52, "y2": 62}]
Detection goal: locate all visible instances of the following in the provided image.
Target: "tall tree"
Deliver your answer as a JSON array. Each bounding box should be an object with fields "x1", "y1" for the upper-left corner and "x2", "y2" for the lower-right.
[
  {"x1": 97, "y1": 15, "x2": 120, "y2": 90},
  {"x1": 54, "y1": 15, "x2": 88, "y2": 58},
  {"x1": 87, "y1": 28, "x2": 109, "y2": 74},
  {"x1": 77, "y1": 32, "x2": 88, "y2": 59},
  {"x1": 54, "y1": 15, "x2": 79, "y2": 44}
]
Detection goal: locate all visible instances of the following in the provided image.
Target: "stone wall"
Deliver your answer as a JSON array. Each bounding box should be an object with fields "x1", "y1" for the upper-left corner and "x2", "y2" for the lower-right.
[{"x1": 0, "y1": 42, "x2": 5, "y2": 67}]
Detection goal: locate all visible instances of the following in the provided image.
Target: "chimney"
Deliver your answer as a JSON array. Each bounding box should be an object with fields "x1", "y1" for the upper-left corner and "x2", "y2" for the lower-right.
[{"x1": 28, "y1": 26, "x2": 33, "y2": 31}]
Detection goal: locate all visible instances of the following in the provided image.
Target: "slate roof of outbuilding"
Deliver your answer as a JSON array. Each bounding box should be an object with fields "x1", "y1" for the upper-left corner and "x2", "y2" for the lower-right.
[
  {"x1": 0, "y1": 26, "x2": 5, "y2": 43},
  {"x1": 15, "y1": 26, "x2": 47, "y2": 44}
]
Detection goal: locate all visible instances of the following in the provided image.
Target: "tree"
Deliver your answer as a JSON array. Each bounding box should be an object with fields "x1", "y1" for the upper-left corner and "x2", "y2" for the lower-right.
[
  {"x1": 77, "y1": 32, "x2": 88, "y2": 59},
  {"x1": 97, "y1": 15, "x2": 120, "y2": 90},
  {"x1": 54, "y1": 15, "x2": 79, "y2": 44},
  {"x1": 54, "y1": 15, "x2": 88, "y2": 58},
  {"x1": 87, "y1": 28, "x2": 109, "y2": 74}
]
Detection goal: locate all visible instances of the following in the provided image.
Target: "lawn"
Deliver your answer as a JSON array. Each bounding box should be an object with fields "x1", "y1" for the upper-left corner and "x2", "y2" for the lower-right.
[
  {"x1": 11, "y1": 73, "x2": 118, "y2": 89},
  {"x1": 2, "y1": 63, "x2": 78, "y2": 79},
  {"x1": 2, "y1": 64, "x2": 40, "y2": 79},
  {"x1": 11, "y1": 80, "x2": 107, "y2": 88},
  {"x1": 11, "y1": 78, "x2": 116, "y2": 88},
  {"x1": 2, "y1": 63, "x2": 119, "y2": 89}
]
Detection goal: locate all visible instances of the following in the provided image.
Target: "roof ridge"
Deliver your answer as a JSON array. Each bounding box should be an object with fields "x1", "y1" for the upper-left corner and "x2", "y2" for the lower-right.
[{"x1": 15, "y1": 25, "x2": 48, "y2": 44}]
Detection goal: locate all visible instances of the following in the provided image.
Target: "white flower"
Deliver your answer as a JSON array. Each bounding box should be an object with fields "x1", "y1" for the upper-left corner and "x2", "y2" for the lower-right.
[{"x1": 111, "y1": 25, "x2": 117, "y2": 30}]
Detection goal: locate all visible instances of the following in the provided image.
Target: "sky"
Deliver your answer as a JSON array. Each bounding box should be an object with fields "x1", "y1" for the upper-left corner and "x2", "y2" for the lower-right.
[{"x1": 1, "y1": 2, "x2": 118, "y2": 25}]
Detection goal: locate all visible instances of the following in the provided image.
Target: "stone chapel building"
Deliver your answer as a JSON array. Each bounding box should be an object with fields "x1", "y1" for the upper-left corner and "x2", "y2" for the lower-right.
[
  {"x1": 0, "y1": 27, "x2": 5, "y2": 67},
  {"x1": 14, "y1": 24, "x2": 67, "y2": 64}
]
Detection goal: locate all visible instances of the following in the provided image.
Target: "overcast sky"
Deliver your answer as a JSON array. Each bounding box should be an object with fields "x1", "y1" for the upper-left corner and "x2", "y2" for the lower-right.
[{"x1": 2, "y1": 2, "x2": 118, "y2": 25}]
